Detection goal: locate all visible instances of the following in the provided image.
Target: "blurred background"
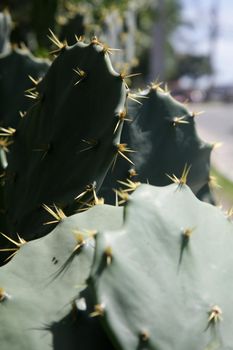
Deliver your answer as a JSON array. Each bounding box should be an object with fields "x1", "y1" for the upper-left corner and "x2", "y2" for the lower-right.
[{"x1": 0, "y1": 0, "x2": 232, "y2": 206}]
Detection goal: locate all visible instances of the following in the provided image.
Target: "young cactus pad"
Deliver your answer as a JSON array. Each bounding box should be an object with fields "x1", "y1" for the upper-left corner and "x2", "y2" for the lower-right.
[
  {"x1": 101, "y1": 86, "x2": 212, "y2": 203},
  {"x1": 0, "y1": 204, "x2": 123, "y2": 350},
  {"x1": 5, "y1": 38, "x2": 128, "y2": 239},
  {"x1": 128, "y1": 87, "x2": 212, "y2": 193},
  {"x1": 88, "y1": 183, "x2": 233, "y2": 350}
]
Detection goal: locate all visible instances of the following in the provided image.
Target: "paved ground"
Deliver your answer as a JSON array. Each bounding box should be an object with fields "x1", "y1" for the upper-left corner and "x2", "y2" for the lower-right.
[{"x1": 190, "y1": 102, "x2": 233, "y2": 182}]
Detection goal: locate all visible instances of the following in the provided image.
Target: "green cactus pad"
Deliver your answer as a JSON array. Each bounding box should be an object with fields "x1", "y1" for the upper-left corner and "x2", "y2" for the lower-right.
[
  {"x1": 101, "y1": 86, "x2": 213, "y2": 203},
  {"x1": 89, "y1": 183, "x2": 233, "y2": 350},
  {"x1": 128, "y1": 87, "x2": 212, "y2": 194},
  {"x1": 5, "y1": 39, "x2": 128, "y2": 239},
  {"x1": 0, "y1": 204, "x2": 123, "y2": 350}
]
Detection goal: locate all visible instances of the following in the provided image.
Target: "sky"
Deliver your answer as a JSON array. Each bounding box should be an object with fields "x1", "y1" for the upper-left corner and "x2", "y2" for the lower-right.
[{"x1": 173, "y1": 0, "x2": 233, "y2": 85}]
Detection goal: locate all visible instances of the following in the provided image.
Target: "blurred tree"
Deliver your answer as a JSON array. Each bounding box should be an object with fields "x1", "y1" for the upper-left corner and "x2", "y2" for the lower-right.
[
  {"x1": 149, "y1": 0, "x2": 182, "y2": 81},
  {"x1": 171, "y1": 54, "x2": 213, "y2": 80},
  {"x1": 0, "y1": 0, "x2": 59, "y2": 47},
  {"x1": 0, "y1": 0, "x2": 32, "y2": 46},
  {"x1": 0, "y1": 0, "x2": 183, "y2": 83},
  {"x1": 133, "y1": 0, "x2": 181, "y2": 84}
]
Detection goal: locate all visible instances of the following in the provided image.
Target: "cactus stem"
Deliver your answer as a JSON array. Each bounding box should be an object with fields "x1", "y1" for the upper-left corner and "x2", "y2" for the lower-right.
[{"x1": 43, "y1": 204, "x2": 66, "y2": 225}]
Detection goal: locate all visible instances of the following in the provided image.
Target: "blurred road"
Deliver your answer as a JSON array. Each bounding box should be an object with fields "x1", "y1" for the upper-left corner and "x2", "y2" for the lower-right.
[{"x1": 190, "y1": 102, "x2": 233, "y2": 182}]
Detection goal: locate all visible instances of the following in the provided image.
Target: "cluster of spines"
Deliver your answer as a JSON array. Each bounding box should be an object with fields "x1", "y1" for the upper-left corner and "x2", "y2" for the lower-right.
[{"x1": 44, "y1": 31, "x2": 139, "y2": 211}]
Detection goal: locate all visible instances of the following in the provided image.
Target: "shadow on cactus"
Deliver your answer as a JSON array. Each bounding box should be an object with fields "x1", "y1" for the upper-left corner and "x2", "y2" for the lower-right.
[
  {"x1": 0, "y1": 183, "x2": 233, "y2": 349},
  {"x1": 100, "y1": 84, "x2": 214, "y2": 204},
  {"x1": 4, "y1": 34, "x2": 128, "y2": 241}
]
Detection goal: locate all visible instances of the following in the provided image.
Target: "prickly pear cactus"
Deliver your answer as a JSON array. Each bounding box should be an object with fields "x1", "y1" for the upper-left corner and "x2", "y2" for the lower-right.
[
  {"x1": 101, "y1": 85, "x2": 213, "y2": 203},
  {"x1": 5, "y1": 36, "x2": 128, "y2": 240},
  {"x1": 0, "y1": 47, "x2": 50, "y2": 127},
  {"x1": 129, "y1": 86, "x2": 212, "y2": 191},
  {"x1": 1, "y1": 181, "x2": 233, "y2": 349},
  {"x1": 88, "y1": 183, "x2": 233, "y2": 350},
  {"x1": 0, "y1": 204, "x2": 123, "y2": 350}
]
